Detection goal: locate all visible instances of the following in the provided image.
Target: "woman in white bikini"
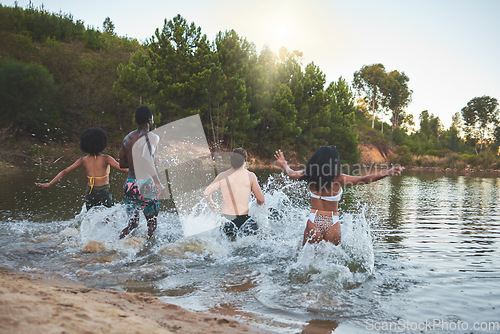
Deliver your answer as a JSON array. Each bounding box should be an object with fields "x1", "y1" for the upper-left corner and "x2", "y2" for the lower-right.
[{"x1": 274, "y1": 146, "x2": 404, "y2": 246}]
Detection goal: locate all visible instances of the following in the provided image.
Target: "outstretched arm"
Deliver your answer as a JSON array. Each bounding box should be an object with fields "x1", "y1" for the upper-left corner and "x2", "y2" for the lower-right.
[
  {"x1": 274, "y1": 149, "x2": 304, "y2": 179},
  {"x1": 203, "y1": 175, "x2": 220, "y2": 212},
  {"x1": 35, "y1": 158, "x2": 83, "y2": 188},
  {"x1": 106, "y1": 155, "x2": 128, "y2": 174},
  {"x1": 337, "y1": 166, "x2": 405, "y2": 186}
]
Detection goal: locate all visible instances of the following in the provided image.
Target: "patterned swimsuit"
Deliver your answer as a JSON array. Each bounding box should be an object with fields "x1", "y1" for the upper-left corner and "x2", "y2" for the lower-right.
[{"x1": 123, "y1": 178, "x2": 159, "y2": 216}]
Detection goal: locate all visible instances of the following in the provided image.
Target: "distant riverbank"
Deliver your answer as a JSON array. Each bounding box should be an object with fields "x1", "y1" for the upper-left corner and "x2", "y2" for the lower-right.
[{"x1": 2, "y1": 139, "x2": 500, "y2": 176}]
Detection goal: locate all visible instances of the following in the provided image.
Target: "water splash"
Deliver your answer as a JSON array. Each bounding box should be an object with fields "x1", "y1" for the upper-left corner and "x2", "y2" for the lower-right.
[{"x1": 0, "y1": 171, "x2": 378, "y2": 331}]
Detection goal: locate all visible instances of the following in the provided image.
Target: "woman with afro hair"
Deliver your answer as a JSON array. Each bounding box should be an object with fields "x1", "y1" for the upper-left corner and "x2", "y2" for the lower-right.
[{"x1": 36, "y1": 128, "x2": 128, "y2": 211}]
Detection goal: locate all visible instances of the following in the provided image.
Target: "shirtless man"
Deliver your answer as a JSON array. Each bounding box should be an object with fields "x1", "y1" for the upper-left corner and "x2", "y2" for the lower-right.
[
  {"x1": 204, "y1": 148, "x2": 265, "y2": 240},
  {"x1": 119, "y1": 105, "x2": 165, "y2": 239}
]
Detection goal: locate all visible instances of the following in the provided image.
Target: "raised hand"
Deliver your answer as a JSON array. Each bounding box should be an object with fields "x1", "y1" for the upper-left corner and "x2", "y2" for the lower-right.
[
  {"x1": 388, "y1": 165, "x2": 405, "y2": 176},
  {"x1": 274, "y1": 149, "x2": 288, "y2": 168}
]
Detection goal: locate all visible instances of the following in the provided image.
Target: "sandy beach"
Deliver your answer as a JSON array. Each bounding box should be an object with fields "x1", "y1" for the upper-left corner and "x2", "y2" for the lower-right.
[{"x1": 0, "y1": 270, "x2": 268, "y2": 334}]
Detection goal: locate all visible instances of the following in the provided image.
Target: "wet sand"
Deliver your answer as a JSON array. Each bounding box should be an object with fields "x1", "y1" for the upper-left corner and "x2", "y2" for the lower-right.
[{"x1": 0, "y1": 270, "x2": 268, "y2": 334}]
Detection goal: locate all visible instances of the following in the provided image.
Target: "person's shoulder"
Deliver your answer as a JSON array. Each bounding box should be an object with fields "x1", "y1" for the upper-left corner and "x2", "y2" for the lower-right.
[
  {"x1": 247, "y1": 169, "x2": 256, "y2": 176},
  {"x1": 218, "y1": 169, "x2": 230, "y2": 178},
  {"x1": 122, "y1": 130, "x2": 138, "y2": 145},
  {"x1": 247, "y1": 170, "x2": 258, "y2": 180},
  {"x1": 78, "y1": 155, "x2": 89, "y2": 163},
  {"x1": 102, "y1": 154, "x2": 116, "y2": 161},
  {"x1": 122, "y1": 132, "x2": 131, "y2": 142},
  {"x1": 149, "y1": 131, "x2": 160, "y2": 141},
  {"x1": 76, "y1": 155, "x2": 89, "y2": 167}
]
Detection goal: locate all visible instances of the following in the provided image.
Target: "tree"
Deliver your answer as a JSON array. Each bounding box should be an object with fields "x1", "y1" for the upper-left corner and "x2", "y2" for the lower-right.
[
  {"x1": 213, "y1": 29, "x2": 255, "y2": 148},
  {"x1": 103, "y1": 17, "x2": 115, "y2": 35},
  {"x1": 327, "y1": 77, "x2": 359, "y2": 163},
  {"x1": 353, "y1": 64, "x2": 387, "y2": 129},
  {"x1": 266, "y1": 83, "x2": 301, "y2": 146},
  {"x1": 297, "y1": 62, "x2": 329, "y2": 150},
  {"x1": 246, "y1": 46, "x2": 276, "y2": 151},
  {"x1": 148, "y1": 14, "x2": 212, "y2": 121},
  {"x1": 384, "y1": 70, "x2": 412, "y2": 130},
  {"x1": 0, "y1": 58, "x2": 57, "y2": 135},
  {"x1": 419, "y1": 110, "x2": 442, "y2": 139},
  {"x1": 461, "y1": 96, "x2": 499, "y2": 154},
  {"x1": 113, "y1": 49, "x2": 158, "y2": 106},
  {"x1": 443, "y1": 112, "x2": 462, "y2": 152}
]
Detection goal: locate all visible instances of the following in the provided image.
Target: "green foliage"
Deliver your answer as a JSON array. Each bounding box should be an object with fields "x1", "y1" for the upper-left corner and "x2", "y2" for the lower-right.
[
  {"x1": 353, "y1": 63, "x2": 387, "y2": 129},
  {"x1": 425, "y1": 149, "x2": 453, "y2": 157},
  {"x1": 327, "y1": 77, "x2": 359, "y2": 164},
  {"x1": 3, "y1": 4, "x2": 497, "y2": 169},
  {"x1": 103, "y1": 17, "x2": 115, "y2": 36},
  {"x1": 0, "y1": 57, "x2": 57, "y2": 136},
  {"x1": 391, "y1": 127, "x2": 407, "y2": 146},
  {"x1": 402, "y1": 110, "x2": 446, "y2": 155},
  {"x1": 461, "y1": 96, "x2": 499, "y2": 154},
  {"x1": 265, "y1": 84, "x2": 301, "y2": 146},
  {"x1": 384, "y1": 70, "x2": 412, "y2": 130},
  {"x1": 458, "y1": 153, "x2": 476, "y2": 165},
  {"x1": 113, "y1": 49, "x2": 158, "y2": 107},
  {"x1": 391, "y1": 145, "x2": 413, "y2": 166},
  {"x1": 0, "y1": 3, "x2": 101, "y2": 48},
  {"x1": 295, "y1": 62, "x2": 329, "y2": 151},
  {"x1": 476, "y1": 150, "x2": 498, "y2": 169},
  {"x1": 148, "y1": 14, "x2": 212, "y2": 120}
]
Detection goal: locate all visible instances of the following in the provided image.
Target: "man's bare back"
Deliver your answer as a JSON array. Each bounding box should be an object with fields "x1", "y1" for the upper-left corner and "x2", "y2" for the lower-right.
[
  {"x1": 203, "y1": 148, "x2": 265, "y2": 239},
  {"x1": 204, "y1": 165, "x2": 264, "y2": 215},
  {"x1": 216, "y1": 168, "x2": 263, "y2": 215}
]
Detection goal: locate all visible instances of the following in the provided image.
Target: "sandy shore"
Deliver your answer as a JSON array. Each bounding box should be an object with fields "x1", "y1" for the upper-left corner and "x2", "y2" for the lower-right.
[{"x1": 0, "y1": 270, "x2": 268, "y2": 334}]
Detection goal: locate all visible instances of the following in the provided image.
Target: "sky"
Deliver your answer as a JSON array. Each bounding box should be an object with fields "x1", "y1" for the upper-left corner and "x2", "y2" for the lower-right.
[{"x1": 4, "y1": 0, "x2": 500, "y2": 128}]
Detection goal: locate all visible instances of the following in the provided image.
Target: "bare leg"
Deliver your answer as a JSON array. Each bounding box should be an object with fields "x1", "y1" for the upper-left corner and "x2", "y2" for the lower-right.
[
  {"x1": 120, "y1": 210, "x2": 139, "y2": 239},
  {"x1": 324, "y1": 222, "x2": 341, "y2": 246},
  {"x1": 303, "y1": 220, "x2": 323, "y2": 246},
  {"x1": 145, "y1": 213, "x2": 158, "y2": 239}
]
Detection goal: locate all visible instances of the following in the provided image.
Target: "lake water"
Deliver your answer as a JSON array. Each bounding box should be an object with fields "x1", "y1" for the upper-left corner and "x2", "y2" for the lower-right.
[{"x1": 1, "y1": 165, "x2": 500, "y2": 333}]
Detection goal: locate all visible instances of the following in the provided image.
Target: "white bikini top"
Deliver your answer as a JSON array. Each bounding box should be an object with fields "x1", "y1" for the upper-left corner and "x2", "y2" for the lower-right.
[{"x1": 310, "y1": 187, "x2": 343, "y2": 202}]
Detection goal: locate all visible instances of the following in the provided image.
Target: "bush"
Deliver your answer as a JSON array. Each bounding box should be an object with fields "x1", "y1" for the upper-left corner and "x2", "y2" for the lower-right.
[
  {"x1": 477, "y1": 150, "x2": 499, "y2": 169},
  {"x1": 390, "y1": 145, "x2": 413, "y2": 166},
  {"x1": 425, "y1": 149, "x2": 454, "y2": 157},
  {"x1": 442, "y1": 152, "x2": 465, "y2": 169},
  {"x1": 391, "y1": 152, "x2": 413, "y2": 166},
  {"x1": 419, "y1": 155, "x2": 440, "y2": 167},
  {"x1": 459, "y1": 154, "x2": 477, "y2": 166},
  {"x1": 0, "y1": 57, "x2": 57, "y2": 135}
]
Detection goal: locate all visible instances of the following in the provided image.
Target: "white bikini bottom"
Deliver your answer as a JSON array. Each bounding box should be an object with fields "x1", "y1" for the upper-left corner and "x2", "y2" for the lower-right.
[{"x1": 308, "y1": 209, "x2": 340, "y2": 234}]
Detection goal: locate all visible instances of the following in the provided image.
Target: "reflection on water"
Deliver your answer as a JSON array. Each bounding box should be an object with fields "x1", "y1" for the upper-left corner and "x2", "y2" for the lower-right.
[{"x1": 1, "y1": 166, "x2": 500, "y2": 333}]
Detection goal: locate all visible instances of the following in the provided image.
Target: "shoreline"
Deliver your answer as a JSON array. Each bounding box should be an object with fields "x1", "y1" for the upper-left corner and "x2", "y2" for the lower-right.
[
  {"x1": 406, "y1": 166, "x2": 500, "y2": 176},
  {"x1": 0, "y1": 269, "x2": 268, "y2": 334},
  {"x1": 5, "y1": 157, "x2": 500, "y2": 177},
  {"x1": 2, "y1": 139, "x2": 500, "y2": 176}
]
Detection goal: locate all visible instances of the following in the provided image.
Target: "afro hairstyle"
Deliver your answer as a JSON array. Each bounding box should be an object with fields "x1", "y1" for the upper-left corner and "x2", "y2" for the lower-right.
[{"x1": 80, "y1": 128, "x2": 108, "y2": 155}]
